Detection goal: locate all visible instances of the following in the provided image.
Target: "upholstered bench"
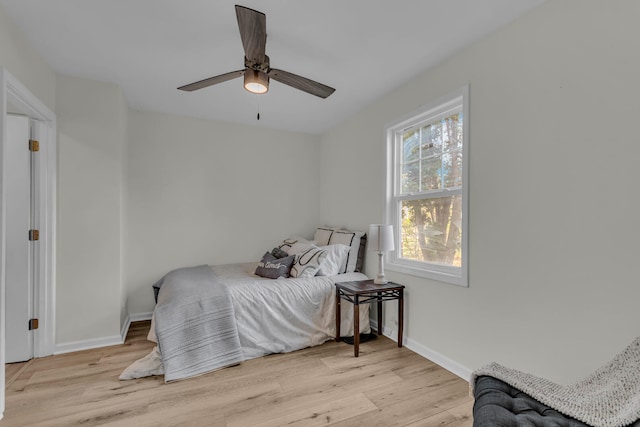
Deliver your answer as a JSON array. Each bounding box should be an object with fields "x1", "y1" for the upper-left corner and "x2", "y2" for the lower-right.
[{"x1": 473, "y1": 376, "x2": 640, "y2": 427}]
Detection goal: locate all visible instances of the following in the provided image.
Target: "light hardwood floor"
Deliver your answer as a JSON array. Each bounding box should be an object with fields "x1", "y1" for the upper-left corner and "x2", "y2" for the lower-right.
[{"x1": 4, "y1": 321, "x2": 474, "y2": 426}]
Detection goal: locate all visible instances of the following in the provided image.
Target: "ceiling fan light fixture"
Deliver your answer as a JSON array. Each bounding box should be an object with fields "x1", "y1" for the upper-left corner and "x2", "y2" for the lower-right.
[{"x1": 244, "y1": 70, "x2": 269, "y2": 94}]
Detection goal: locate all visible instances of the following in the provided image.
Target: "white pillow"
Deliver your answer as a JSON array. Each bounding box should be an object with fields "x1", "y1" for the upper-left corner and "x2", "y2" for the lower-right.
[
  {"x1": 316, "y1": 244, "x2": 350, "y2": 276},
  {"x1": 286, "y1": 241, "x2": 316, "y2": 255},
  {"x1": 313, "y1": 227, "x2": 336, "y2": 246},
  {"x1": 290, "y1": 246, "x2": 327, "y2": 278},
  {"x1": 277, "y1": 236, "x2": 313, "y2": 252},
  {"x1": 328, "y1": 229, "x2": 366, "y2": 273}
]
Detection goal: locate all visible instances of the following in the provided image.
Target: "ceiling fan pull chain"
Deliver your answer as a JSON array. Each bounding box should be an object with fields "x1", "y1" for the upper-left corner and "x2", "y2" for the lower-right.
[{"x1": 257, "y1": 101, "x2": 260, "y2": 120}]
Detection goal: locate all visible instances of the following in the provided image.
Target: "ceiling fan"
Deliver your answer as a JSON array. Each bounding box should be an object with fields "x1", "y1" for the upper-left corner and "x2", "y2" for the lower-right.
[{"x1": 178, "y1": 5, "x2": 335, "y2": 99}]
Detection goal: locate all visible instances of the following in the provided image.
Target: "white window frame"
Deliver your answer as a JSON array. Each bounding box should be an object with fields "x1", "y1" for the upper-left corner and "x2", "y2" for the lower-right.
[{"x1": 385, "y1": 85, "x2": 469, "y2": 287}]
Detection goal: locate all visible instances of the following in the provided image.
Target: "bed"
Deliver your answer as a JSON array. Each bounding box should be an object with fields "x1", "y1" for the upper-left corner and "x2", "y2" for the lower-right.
[{"x1": 121, "y1": 228, "x2": 371, "y2": 382}]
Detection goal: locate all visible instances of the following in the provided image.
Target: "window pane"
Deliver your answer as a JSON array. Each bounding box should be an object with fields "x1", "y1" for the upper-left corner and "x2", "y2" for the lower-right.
[
  {"x1": 442, "y1": 150, "x2": 462, "y2": 188},
  {"x1": 443, "y1": 113, "x2": 463, "y2": 152},
  {"x1": 401, "y1": 161, "x2": 419, "y2": 193},
  {"x1": 400, "y1": 196, "x2": 462, "y2": 266},
  {"x1": 402, "y1": 129, "x2": 420, "y2": 162},
  {"x1": 420, "y1": 156, "x2": 442, "y2": 190},
  {"x1": 420, "y1": 124, "x2": 441, "y2": 158}
]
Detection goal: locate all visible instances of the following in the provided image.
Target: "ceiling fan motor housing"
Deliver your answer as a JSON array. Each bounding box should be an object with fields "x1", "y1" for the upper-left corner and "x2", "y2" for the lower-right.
[{"x1": 245, "y1": 55, "x2": 270, "y2": 72}]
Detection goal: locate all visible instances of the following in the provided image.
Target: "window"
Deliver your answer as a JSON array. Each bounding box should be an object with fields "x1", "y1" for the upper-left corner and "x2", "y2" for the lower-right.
[{"x1": 385, "y1": 85, "x2": 469, "y2": 286}]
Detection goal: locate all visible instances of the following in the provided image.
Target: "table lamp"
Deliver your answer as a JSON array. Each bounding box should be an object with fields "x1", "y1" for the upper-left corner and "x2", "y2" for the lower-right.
[{"x1": 369, "y1": 224, "x2": 395, "y2": 284}]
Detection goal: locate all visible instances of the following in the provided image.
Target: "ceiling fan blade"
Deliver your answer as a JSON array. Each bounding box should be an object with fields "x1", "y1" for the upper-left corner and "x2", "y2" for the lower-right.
[
  {"x1": 235, "y1": 5, "x2": 266, "y2": 64},
  {"x1": 177, "y1": 70, "x2": 245, "y2": 91},
  {"x1": 268, "y1": 69, "x2": 336, "y2": 99}
]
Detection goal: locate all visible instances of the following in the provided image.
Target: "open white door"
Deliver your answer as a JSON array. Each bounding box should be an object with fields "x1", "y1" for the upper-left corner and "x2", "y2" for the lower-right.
[{"x1": 5, "y1": 114, "x2": 33, "y2": 363}]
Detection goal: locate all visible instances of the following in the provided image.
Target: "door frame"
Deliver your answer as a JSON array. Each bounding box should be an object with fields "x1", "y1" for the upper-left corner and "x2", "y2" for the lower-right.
[{"x1": 0, "y1": 68, "x2": 56, "y2": 418}]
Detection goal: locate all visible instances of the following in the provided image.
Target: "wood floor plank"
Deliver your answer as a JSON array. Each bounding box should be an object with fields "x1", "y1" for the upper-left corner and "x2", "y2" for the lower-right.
[
  {"x1": 229, "y1": 393, "x2": 378, "y2": 427},
  {"x1": 402, "y1": 399, "x2": 474, "y2": 427},
  {"x1": 365, "y1": 368, "x2": 463, "y2": 409},
  {"x1": 331, "y1": 381, "x2": 472, "y2": 427},
  {"x1": 100, "y1": 401, "x2": 226, "y2": 427},
  {"x1": 4, "y1": 360, "x2": 31, "y2": 390},
  {"x1": 223, "y1": 381, "x2": 356, "y2": 425},
  {"x1": 423, "y1": 399, "x2": 475, "y2": 427},
  {"x1": 3, "y1": 321, "x2": 474, "y2": 426}
]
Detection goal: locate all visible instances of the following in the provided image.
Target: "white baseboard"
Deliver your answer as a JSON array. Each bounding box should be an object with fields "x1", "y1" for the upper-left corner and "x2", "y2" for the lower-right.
[
  {"x1": 129, "y1": 312, "x2": 153, "y2": 322},
  {"x1": 120, "y1": 316, "x2": 131, "y2": 343},
  {"x1": 55, "y1": 312, "x2": 154, "y2": 355},
  {"x1": 54, "y1": 335, "x2": 124, "y2": 355},
  {"x1": 119, "y1": 312, "x2": 153, "y2": 342},
  {"x1": 370, "y1": 320, "x2": 472, "y2": 382}
]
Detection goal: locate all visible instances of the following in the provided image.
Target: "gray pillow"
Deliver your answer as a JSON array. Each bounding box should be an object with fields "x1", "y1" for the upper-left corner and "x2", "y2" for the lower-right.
[
  {"x1": 255, "y1": 252, "x2": 295, "y2": 279},
  {"x1": 271, "y1": 247, "x2": 289, "y2": 259}
]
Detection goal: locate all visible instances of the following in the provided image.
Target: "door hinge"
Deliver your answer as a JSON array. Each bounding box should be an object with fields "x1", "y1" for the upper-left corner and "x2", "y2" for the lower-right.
[
  {"x1": 29, "y1": 139, "x2": 40, "y2": 152},
  {"x1": 29, "y1": 318, "x2": 39, "y2": 330},
  {"x1": 29, "y1": 229, "x2": 40, "y2": 241}
]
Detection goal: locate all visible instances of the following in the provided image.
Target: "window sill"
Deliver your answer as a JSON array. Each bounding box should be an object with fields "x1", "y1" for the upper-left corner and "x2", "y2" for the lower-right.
[{"x1": 386, "y1": 261, "x2": 468, "y2": 287}]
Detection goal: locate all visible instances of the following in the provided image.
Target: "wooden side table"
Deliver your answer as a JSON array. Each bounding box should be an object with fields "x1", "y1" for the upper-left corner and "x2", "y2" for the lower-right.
[{"x1": 335, "y1": 279, "x2": 405, "y2": 357}]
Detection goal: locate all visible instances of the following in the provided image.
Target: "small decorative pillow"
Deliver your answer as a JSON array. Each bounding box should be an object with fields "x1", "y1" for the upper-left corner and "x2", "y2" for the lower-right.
[
  {"x1": 290, "y1": 246, "x2": 327, "y2": 278},
  {"x1": 316, "y1": 244, "x2": 350, "y2": 276},
  {"x1": 286, "y1": 241, "x2": 316, "y2": 256},
  {"x1": 277, "y1": 236, "x2": 314, "y2": 252},
  {"x1": 277, "y1": 238, "x2": 299, "y2": 252},
  {"x1": 271, "y1": 247, "x2": 289, "y2": 259},
  {"x1": 255, "y1": 252, "x2": 295, "y2": 279}
]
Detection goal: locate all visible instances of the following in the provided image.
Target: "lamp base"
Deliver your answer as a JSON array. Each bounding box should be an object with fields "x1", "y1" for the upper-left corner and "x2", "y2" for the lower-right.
[{"x1": 374, "y1": 251, "x2": 388, "y2": 284}]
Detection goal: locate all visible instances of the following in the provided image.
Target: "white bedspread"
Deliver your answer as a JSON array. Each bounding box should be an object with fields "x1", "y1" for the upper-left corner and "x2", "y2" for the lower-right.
[
  {"x1": 123, "y1": 263, "x2": 371, "y2": 380},
  {"x1": 210, "y1": 263, "x2": 370, "y2": 359}
]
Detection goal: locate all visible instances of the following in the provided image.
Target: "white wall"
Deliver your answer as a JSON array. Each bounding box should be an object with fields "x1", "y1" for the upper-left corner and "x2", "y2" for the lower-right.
[
  {"x1": 320, "y1": 0, "x2": 640, "y2": 384},
  {"x1": 125, "y1": 110, "x2": 321, "y2": 314},
  {"x1": 0, "y1": 5, "x2": 55, "y2": 112},
  {"x1": 55, "y1": 74, "x2": 126, "y2": 345}
]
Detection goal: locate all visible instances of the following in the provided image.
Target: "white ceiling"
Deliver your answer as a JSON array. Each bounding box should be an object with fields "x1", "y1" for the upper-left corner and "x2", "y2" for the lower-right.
[{"x1": 1, "y1": 0, "x2": 544, "y2": 134}]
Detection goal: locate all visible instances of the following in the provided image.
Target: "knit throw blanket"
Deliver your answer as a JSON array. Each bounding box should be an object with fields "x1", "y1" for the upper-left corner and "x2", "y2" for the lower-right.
[
  {"x1": 153, "y1": 265, "x2": 243, "y2": 382},
  {"x1": 471, "y1": 337, "x2": 640, "y2": 427}
]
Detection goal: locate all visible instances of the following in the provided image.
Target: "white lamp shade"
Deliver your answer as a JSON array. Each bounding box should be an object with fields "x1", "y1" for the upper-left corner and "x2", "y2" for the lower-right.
[{"x1": 368, "y1": 224, "x2": 395, "y2": 252}]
